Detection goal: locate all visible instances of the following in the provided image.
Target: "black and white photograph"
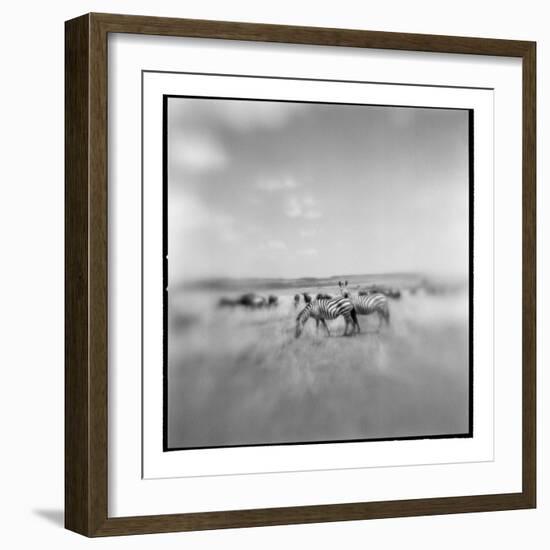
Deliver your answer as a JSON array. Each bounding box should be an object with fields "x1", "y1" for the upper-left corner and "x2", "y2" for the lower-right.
[
  {"x1": 164, "y1": 95, "x2": 472, "y2": 451},
  {"x1": 56, "y1": 7, "x2": 538, "y2": 540}
]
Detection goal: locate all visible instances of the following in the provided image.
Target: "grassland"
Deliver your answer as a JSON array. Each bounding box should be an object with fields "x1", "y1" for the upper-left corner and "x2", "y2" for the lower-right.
[{"x1": 167, "y1": 276, "x2": 470, "y2": 449}]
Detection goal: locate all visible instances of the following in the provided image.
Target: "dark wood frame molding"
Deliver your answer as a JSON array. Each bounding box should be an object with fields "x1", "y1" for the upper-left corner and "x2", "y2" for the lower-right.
[{"x1": 65, "y1": 12, "x2": 536, "y2": 537}]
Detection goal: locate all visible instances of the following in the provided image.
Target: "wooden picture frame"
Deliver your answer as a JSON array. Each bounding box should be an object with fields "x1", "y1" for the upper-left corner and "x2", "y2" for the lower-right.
[{"x1": 65, "y1": 12, "x2": 536, "y2": 537}]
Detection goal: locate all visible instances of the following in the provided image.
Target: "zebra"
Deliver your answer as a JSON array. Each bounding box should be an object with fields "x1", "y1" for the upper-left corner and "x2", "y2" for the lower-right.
[
  {"x1": 293, "y1": 294, "x2": 301, "y2": 308},
  {"x1": 338, "y1": 280, "x2": 390, "y2": 330},
  {"x1": 302, "y1": 292, "x2": 313, "y2": 304},
  {"x1": 238, "y1": 293, "x2": 266, "y2": 309},
  {"x1": 359, "y1": 286, "x2": 401, "y2": 300},
  {"x1": 295, "y1": 297, "x2": 360, "y2": 338},
  {"x1": 316, "y1": 292, "x2": 334, "y2": 300}
]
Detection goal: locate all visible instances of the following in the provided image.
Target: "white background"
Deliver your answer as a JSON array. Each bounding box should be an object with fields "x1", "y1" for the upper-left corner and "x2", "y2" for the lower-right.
[{"x1": 0, "y1": 0, "x2": 546, "y2": 547}]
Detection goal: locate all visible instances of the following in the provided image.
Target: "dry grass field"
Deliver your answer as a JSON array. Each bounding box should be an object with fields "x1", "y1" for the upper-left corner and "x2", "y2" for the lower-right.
[{"x1": 167, "y1": 277, "x2": 470, "y2": 449}]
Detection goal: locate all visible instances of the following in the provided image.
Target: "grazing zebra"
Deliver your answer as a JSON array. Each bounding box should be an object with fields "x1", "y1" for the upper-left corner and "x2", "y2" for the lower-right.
[
  {"x1": 295, "y1": 297, "x2": 360, "y2": 338},
  {"x1": 338, "y1": 281, "x2": 390, "y2": 330},
  {"x1": 238, "y1": 293, "x2": 266, "y2": 309},
  {"x1": 219, "y1": 293, "x2": 267, "y2": 309},
  {"x1": 359, "y1": 286, "x2": 401, "y2": 299}
]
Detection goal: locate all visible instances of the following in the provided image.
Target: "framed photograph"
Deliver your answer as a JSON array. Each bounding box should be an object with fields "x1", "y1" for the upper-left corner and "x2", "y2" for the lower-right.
[{"x1": 65, "y1": 13, "x2": 536, "y2": 536}]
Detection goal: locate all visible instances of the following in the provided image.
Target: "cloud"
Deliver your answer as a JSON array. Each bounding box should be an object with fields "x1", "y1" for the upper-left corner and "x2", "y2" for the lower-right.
[
  {"x1": 170, "y1": 133, "x2": 227, "y2": 174},
  {"x1": 299, "y1": 228, "x2": 317, "y2": 238},
  {"x1": 169, "y1": 97, "x2": 304, "y2": 134},
  {"x1": 297, "y1": 248, "x2": 318, "y2": 256},
  {"x1": 255, "y1": 176, "x2": 297, "y2": 192},
  {"x1": 218, "y1": 220, "x2": 241, "y2": 243},
  {"x1": 205, "y1": 101, "x2": 303, "y2": 132},
  {"x1": 170, "y1": 192, "x2": 240, "y2": 242},
  {"x1": 265, "y1": 239, "x2": 288, "y2": 251},
  {"x1": 285, "y1": 195, "x2": 322, "y2": 220},
  {"x1": 171, "y1": 192, "x2": 210, "y2": 232}
]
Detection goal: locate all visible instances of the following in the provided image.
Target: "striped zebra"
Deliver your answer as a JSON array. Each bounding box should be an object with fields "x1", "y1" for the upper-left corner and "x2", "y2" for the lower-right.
[
  {"x1": 338, "y1": 280, "x2": 390, "y2": 330},
  {"x1": 295, "y1": 297, "x2": 360, "y2": 338}
]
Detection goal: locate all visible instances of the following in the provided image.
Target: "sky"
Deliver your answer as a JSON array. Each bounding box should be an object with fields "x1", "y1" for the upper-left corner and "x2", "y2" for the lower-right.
[{"x1": 167, "y1": 97, "x2": 470, "y2": 282}]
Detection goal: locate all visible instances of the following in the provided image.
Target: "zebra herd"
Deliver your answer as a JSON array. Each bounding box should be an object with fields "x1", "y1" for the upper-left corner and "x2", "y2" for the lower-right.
[
  {"x1": 218, "y1": 293, "x2": 279, "y2": 309},
  {"x1": 295, "y1": 280, "x2": 390, "y2": 339},
  {"x1": 216, "y1": 280, "x2": 393, "y2": 339}
]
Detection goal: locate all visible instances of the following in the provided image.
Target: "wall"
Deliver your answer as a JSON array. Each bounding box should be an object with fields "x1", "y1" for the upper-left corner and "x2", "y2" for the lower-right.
[{"x1": 0, "y1": 0, "x2": 545, "y2": 547}]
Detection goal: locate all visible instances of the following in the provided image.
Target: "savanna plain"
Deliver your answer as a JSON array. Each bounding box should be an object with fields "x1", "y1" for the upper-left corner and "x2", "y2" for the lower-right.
[{"x1": 167, "y1": 274, "x2": 470, "y2": 449}]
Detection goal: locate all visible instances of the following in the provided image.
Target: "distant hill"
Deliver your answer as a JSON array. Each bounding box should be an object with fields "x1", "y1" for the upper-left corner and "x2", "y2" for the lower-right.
[{"x1": 179, "y1": 272, "x2": 427, "y2": 292}]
